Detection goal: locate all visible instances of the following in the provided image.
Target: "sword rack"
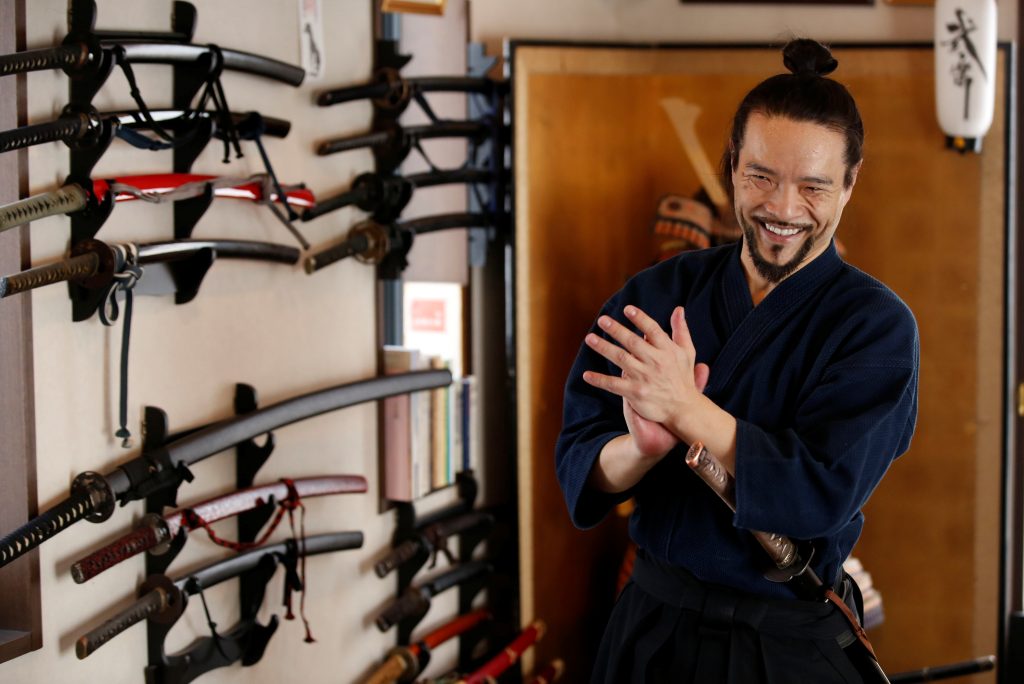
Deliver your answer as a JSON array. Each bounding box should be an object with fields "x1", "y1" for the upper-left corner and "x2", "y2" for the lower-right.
[
  {"x1": 385, "y1": 471, "x2": 518, "y2": 675},
  {"x1": 136, "y1": 382, "x2": 285, "y2": 684},
  {"x1": 311, "y1": 38, "x2": 509, "y2": 280}
]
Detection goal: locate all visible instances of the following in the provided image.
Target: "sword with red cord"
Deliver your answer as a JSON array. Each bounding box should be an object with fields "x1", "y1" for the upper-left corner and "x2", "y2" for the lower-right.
[
  {"x1": 0, "y1": 369, "x2": 451, "y2": 571},
  {"x1": 71, "y1": 474, "x2": 367, "y2": 584},
  {"x1": 75, "y1": 530, "x2": 363, "y2": 660}
]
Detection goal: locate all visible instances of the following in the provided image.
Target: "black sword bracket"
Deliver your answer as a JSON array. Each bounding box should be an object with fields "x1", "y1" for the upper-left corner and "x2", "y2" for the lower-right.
[
  {"x1": 391, "y1": 472, "x2": 480, "y2": 647},
  {"x1": 144, "y1": 561, "x2": 279, "y2": 684},
  {"x1": 174, "y1": 181, "x2": 215, "y2": 240},
  {"x1": 67, "y1": 176, "x2": 116, "y2": 244}
]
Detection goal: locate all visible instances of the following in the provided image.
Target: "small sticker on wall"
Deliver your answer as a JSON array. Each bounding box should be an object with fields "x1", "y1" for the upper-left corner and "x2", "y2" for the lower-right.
[{"x1": 298, "y1": 0, "x2": 325, "y2": 82}]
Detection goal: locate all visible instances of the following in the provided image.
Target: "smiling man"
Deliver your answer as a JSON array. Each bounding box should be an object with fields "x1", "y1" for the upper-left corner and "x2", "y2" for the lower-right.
[{"x1": 556, "y1": 39, "x2": 919, "y2": 683}]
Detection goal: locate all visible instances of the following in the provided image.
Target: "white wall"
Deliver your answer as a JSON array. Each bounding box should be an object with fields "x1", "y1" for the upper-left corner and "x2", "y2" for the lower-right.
[
  {"x1": 0, "y1": 1, "x2": 463, "y2": 682},
  {"x1": 470, "y1": 0, "x2": 1018, "y2": 57}
]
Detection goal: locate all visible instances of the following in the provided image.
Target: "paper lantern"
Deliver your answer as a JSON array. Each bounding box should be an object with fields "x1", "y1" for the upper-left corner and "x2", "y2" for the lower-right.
[{"x1": 934, "y1": 0, "x2": 998, "y2": 153}]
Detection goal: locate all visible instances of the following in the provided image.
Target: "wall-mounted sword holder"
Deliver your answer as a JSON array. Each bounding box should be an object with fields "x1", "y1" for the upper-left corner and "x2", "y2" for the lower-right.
[
  {"x1": 386, "y1": 471, "x2": 498, "y2": 673},
  {"x1": 142, "y1": 554, "x2": 280, "y2": 684},
  {"x1": 138, "y1": 385, "x2": 283, "y2": 683},
  {"x1": 64, "y1": 0, "x2": 196, "y2": 111}
]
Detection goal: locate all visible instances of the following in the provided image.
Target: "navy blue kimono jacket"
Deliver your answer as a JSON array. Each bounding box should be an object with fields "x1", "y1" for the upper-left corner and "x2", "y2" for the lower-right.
[{"x1": 556, "y1": 240, "x2": 919, "y2": 598}]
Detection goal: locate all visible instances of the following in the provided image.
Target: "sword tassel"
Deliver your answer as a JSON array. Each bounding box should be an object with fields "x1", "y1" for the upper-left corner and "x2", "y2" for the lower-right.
[
  {"x1": 76, "y1": 587, "x2": 171, "y2": 659},
  {"x1": 0, "y1": 185, "x2": 89, "y2": 232},
  {"x1": 0, "y1": 44, "x2": 88, "y2": 77},
  {"x1": 0, "y1": 251, "x2": 100, "y2": 299}
]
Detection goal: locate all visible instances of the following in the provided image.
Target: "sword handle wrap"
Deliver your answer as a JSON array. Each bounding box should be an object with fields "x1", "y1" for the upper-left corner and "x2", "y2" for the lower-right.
[
  {"x1": 375, "y1": 589, "x2": 426, "y2": 632},
  {"x1": 374, "y1": 538, "x2": 421, "y2": 578},
  {"x1": 0, "y1": 184, "x2": 89, "y2": 232},
  {"x1": 0, "y1": 251, "x2": 99, "y2": 298},
  {"x1": 71, "y1": 514, "x2": 168, "y2": 584},
  {"x1": 0, "y1": 112, "x2": 90, "y2": 153},
  {"x1": 0, "y1": 44, "x2": 89, "y2": 76},
  {"x1": 305, "y1": 221, "x2": 389, "y2": 274},
  {"x1": 684, "y1": 443, "x2": 798, "y2": 569},
  {"x1": 363, "y1": 650, "x2": 416, "y2": 684},
  {"x1": 76, "y1": 587, "x2": 170, "y2": 659},
  {"x1": 0, "y1": 471, "x2": 114, "y2": 569}
]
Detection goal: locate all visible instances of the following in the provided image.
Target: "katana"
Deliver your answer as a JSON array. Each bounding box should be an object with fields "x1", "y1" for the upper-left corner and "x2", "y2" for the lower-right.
[
  {"x1": 75, "y1": 530, "x2": 362, "y2": 659},
  {"x1": 71, "y1": 474, "x2": 367, "y2": 584},
  {"x1": 0, "y1": 40, "x2": 304, "y2": 87},
  {"x1": 374, "y1": 509, "x2": 494, "y2": 578},
  {"x1": 0, "y1": 106, "x2": 287, "y2": 156},
  {"x1": 0, "y1": 173, "x2": 313, "y2": 233},
  {"x1": 0, "y1": 368, "x2": 452, "y2": 570},
  {"x1": 0, "y1": 236, "x2": 299, "y2": 301},
  {"x1": 363, "y1": 608, "x2": 491, "y2": 684},
  {"x1": 316, "y1": 120, "x2": 489, "y2": 157},
  {"x1": 685, "y1": 442, "x2": 890, "y2": 684},
  {"x1": 317, "y1": 68, "x2": 496, "y2": 110},
  {"x1": 375, "y1": 560, "x2": 491, "y2": 632},
  {"x1": 451, "y1": 620, "x2": 546, "y2": 684},
  {"x1": 305, "y1": 212, "x2": 494, "y2": 275},
  {"x1": 301, "y1": 168, "x2": 493, "y2": 223}
]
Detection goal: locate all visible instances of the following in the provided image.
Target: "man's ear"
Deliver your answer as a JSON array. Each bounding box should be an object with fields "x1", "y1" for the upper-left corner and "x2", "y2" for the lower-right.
[{"x1": 846, "y1": 160, "x2": 863, "y2": 191}]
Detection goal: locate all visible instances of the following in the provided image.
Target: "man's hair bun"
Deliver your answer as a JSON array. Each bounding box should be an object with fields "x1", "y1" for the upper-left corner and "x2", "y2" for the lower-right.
[{"x1": 782, "y1": 38, "x2": 838, "y2": 77}]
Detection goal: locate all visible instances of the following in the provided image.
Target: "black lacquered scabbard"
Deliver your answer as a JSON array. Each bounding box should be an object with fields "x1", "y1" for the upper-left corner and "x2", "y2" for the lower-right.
[
  {"x1": 76, "y1": 530, "x2": 363, "y2": 659},
  {"x1": 110, "y1": 42, "x2": 306, "y2": 86},
  {"x1": 317, "y1": 73, "x2": 494, "y2": 108},
  {"x1": 316, "y1": 121, "x2": 488, "y2": 156},
  {"x1": 0, "y1": 369, "x2": 451, "y2": 570}
]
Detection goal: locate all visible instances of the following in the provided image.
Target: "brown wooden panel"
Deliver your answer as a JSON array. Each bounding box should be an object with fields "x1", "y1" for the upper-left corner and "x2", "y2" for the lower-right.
[
  {"x1": 0, "y1": 0, "x2": 41, "y2": 665},
  {"x1": 514, "y1": 44, "x2": 1004, "y2": 681}
]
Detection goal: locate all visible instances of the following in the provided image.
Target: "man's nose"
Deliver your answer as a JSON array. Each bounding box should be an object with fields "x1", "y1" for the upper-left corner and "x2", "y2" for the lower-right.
[{"x1": 763, "y1": 184, "x2": 803, "y2": 222}]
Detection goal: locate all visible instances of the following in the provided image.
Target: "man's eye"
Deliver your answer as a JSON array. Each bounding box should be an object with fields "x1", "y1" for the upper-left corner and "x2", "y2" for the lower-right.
[{"x1": 749, "y1": 175, "x2": 772, "y2": 189}]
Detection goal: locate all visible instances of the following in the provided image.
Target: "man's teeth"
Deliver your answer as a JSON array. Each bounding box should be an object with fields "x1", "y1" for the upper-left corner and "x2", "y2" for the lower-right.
[{"x1": 763, "y1": 222, "x2": 800, "y2": 237}]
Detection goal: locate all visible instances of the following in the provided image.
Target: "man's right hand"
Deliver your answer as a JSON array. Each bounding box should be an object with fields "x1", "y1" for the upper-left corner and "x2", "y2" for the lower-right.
[{"x1": 623, "y1": 361, "x2": 709, "y2": 458}]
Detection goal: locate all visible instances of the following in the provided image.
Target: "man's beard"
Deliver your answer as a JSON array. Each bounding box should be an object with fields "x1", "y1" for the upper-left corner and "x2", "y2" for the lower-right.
[{"x1": 740, "y1": 214, "x2": 816, "y2": 284}]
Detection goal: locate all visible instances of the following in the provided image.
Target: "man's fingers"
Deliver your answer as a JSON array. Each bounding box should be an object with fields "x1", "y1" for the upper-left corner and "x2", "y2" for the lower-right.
[
  {"x1": 694, "y1": 362, "x2": 710, "y2": 393},
  {"x1": 597, "y1": 315, "x2": 653, "y2": 361},
  {"x1": 582, "y1": 370, "x2": 629, "y2": 396},
  {"x1": 623, "y1": 306, "x2": 671, "y2": 347},
  {"x1": 670, "y1": 306, "x2": 697, "y2": 354},
  {"x1": 585, "y1": 333, "x2": 641, "y2": 373}
]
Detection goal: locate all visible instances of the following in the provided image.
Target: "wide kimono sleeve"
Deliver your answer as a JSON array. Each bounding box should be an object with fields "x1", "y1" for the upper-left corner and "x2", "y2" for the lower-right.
[
  {"x1": 555, "y1": 291, "x2": 636, "y2": 530},
  {"x1": 733, "y1": 288, "x2": 920, "y2": 540}
]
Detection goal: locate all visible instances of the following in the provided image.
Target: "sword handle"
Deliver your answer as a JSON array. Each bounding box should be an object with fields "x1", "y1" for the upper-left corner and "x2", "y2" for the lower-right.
[
  {"x1": 71, "y1": 514, "x2": 169, "y2": 584},
  {"x1": 684, "y1": 442, "x2": 798, "y2": 569},
  {"x1": 0, "y1": 184, "x2": 90, "y2": 232},
  {"x1": 374, "y1": 538, "x2": 422, "y2": 578},
  {"x1": 0, "y1": 111, "x2": 91, "y2": 153},
  {"x1": 305, "y1": 221, "x2": 389, "y2": 273},
  {"x1": 376, "y1": 588, "x2": 427, "y2": 632},
  {"x1": 0, "y1": 43, "x2": 89, "y2": 77},
  {"x1": 76, "y1": 587, "x2": 171, "y2": 659},
  {"x1": 0, "y1": 472, "x2": 114, "y2": 569},
  {"x1": 363, "y1": 650, "x2": 416, "y2": 684},
  {"x1": 0, "y1": 251, "x2": 100, "y2": 299}
]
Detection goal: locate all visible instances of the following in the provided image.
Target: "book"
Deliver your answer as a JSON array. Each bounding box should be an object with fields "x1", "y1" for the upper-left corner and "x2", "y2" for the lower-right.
[{"x1": 380, "y1": 348, "x2": 419, "y2": 501}]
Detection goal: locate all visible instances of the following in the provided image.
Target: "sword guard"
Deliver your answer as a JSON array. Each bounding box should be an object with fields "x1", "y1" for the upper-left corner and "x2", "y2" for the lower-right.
[
  {"x1": 762, "y1": 540, "x2": 816, "y2": 584},
  {"x1": 72, "y1": 471, "x2": 116, "y2": 523}
]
